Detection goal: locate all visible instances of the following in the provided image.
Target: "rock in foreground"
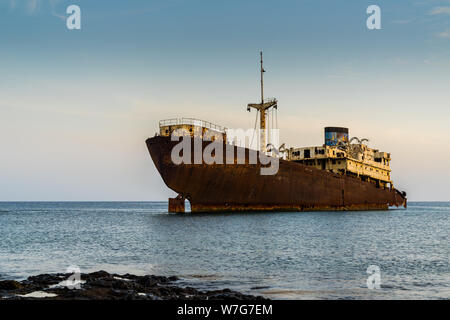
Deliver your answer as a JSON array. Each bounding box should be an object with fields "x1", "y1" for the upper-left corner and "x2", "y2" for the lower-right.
[{"x1": 0, "y1": 271, "x2": 266, "y2": 300}]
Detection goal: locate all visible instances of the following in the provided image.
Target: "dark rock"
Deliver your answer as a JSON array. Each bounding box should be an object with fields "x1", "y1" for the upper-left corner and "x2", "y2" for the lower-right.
[
  {"x1": 251, "y1": 286, "x2": 270, "y2": 290},
  {"x1": 112, "y1": 280, "x2": 132, "y2": 290},
  {"x1": 136, "y1": 275, "x2": 158, "y2": 287},
  {"x1": 88, "y1": 279, "x2": 114, "y2": 288},
  {"x1": 84, "y1": 270, "x2": 111, "y2": 280},
  {"x1": 0, "y1": 280, "x2": 23, "y2": 290},
  {"x1": 26, "y1": 274, "x2": 62, "y2": 286},
  {"x1": 120, "y1": 273, "x2": 139, "y2": 280},
  {"x1": 0, "y1": 271, "x2": 268, "y2": 300}
]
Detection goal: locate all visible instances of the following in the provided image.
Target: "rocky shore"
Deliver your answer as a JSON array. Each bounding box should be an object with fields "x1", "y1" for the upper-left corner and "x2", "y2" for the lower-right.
[{"x1": 0, "y1": 271, "x2": 266, "y2": 300}]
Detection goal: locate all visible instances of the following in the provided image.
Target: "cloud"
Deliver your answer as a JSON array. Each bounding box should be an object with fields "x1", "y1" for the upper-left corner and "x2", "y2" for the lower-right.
[
  {"x1": 9, "y1": 0, "x2": 16, "y2": 10},
  {"x1": 436, "y1": 29, "x2": 450, "y2": 38},
  {"x1": 8, "y1": 0, "x2": 65, "y2": 20},
  {"x1": 429, "y1": 6, "x2": 450, "y2": 15},
  {"x1": 26, "y1": 0, "x2": 39, "y2": 14},
  {"x1": 49, "y1": 0, "x2": 65, "y2": 20}
]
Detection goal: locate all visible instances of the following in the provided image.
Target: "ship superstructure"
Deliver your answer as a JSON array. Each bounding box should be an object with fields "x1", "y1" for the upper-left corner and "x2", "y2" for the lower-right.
[{"x1": 288, "y1": 127, "x2": 394, "y2": 190}]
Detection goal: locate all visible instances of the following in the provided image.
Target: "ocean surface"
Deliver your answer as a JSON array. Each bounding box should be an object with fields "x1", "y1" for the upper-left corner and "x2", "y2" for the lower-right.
[{"x1": 0, "y1": 201, "x2": 448, "y2": 299}]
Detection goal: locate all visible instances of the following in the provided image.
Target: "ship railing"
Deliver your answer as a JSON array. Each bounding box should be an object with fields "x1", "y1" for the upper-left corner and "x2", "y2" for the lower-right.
[
  {"x1": 264, "y1": 97, "x2": 277, "y2": 104},
  {"x1": 159, "y1": 118, "x2": 227, "y2": 133}
]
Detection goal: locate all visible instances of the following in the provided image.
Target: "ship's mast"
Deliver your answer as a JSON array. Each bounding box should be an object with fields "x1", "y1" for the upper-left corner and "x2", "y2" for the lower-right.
[
  {"x1": 260, "y1": 51, "x2": 264, "y2": 104},
  {"x1": 247, "y1": 51, "x2": 277, "y2": 153}
]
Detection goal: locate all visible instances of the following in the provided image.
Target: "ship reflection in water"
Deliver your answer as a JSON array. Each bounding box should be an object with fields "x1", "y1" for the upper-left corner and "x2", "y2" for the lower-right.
[{"x1": 0, "y1": 202, "x2": 448, "y2": 299}]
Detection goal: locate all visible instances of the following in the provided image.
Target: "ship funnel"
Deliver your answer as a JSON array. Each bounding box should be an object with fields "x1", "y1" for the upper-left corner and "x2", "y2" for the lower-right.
[{"x1": 324, "y1": 127, "x2": 349, "y2": 146}]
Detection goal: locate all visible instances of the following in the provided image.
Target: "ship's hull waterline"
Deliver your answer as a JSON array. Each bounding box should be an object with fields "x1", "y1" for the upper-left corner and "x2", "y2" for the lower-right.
[{"x1": 146, "y1": 136, "x2": 407, "y2": 213}]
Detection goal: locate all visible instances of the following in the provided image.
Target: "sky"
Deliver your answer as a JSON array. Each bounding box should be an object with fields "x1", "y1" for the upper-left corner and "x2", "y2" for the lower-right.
[{"x1": 0, "y1": 0, "x2": 449, "y2": 201}]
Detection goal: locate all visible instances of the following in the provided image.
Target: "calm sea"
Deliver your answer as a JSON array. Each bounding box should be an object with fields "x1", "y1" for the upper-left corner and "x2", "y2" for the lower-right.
[{"x1": 0, "y1": 201, "x2": 448, "y2": 299}]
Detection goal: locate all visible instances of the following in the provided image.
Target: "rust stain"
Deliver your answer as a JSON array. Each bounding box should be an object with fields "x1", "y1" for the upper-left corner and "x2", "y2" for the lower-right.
[{"x1": 168, "y1": 196, "x2": 185, "y2": 213}]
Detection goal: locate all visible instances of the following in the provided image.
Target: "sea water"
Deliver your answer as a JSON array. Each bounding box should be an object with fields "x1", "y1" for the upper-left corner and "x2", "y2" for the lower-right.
[{"x1": 0, "y1": 201, "x2": 448, "y2": 299}]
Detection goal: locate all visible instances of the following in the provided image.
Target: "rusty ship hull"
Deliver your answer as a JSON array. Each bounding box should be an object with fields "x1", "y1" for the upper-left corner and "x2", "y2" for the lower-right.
[{"x1": 146, "y1": 135, "x2": 407, "y2": 213}]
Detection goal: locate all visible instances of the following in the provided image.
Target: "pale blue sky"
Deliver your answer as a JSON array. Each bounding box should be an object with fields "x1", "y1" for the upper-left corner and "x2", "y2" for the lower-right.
[{"x1": 1, "y1": 0, "x2": 449, "y2": 200}]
